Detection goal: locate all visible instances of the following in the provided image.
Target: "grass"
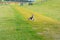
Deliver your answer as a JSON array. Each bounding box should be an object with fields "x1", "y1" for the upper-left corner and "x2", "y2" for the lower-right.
[
  {"x1": 0, "y1": 5, "x2": 44, "y2": 40},
  {"x1": 12, "y1": 4, "x2": 60, "y2": 40},
  {"x1": 0, "y1": 0, "x2": 60, "y2": 40},
  {"x1": 22, "y1": 0, "x2": 60, "y2": 21},
  {"x1": 11, "y1": 5, "x2": 45, "y2": 40}
]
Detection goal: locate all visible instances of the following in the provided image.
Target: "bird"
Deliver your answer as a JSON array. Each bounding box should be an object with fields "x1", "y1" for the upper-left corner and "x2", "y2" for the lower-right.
[{"x1": 28, "y1": 14, "x2": 34, "y2": 21}]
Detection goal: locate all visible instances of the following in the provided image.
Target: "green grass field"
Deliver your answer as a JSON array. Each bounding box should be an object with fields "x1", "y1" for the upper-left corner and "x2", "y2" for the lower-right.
[
  {"x1": 0, "y1": 5, "x2": 44, "y2": 40},
  {"x1": 23, "y1": 0, "x2": 60, "y2": 21},
  {"x1": 0, "y1": 0, "x2": 60, "y2": 40}
]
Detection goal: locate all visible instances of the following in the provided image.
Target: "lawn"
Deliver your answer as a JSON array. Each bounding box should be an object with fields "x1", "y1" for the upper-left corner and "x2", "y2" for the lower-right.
[
  {"x1": 11, "y1": 4, "x2": 60, "y2": 40},
  {"x1": 0, "y1": 0, "x2": 60, "y2": 40},
  {"x1": 22, "y1": 0, "x2": 60, "y2": 21},
  {"x1": 0, "y1": 5, "x2": 44, "y2": 40}
]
